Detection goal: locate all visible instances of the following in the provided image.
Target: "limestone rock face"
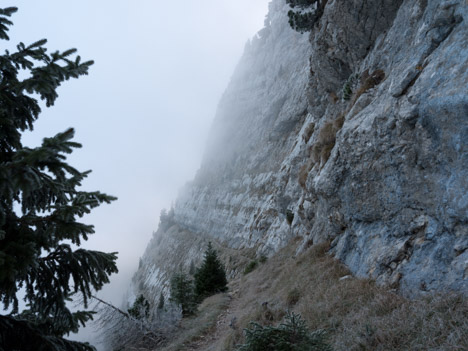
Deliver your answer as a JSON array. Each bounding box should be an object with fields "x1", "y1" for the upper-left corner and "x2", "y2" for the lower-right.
[
  {"x1": 136, "y1": 0, "x2": 468, "y2": 298},
  {"x1": 174, "y1": 0, "x2": 312, "y2": 253},
  {"x1": 309, "y1": 0, "x2": 468, "y2": 295}
]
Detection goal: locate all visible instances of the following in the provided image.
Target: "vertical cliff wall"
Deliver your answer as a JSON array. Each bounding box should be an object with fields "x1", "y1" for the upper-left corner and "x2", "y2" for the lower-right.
[
  {"x1": 174, "y1": 0, "x2": 312, "y2": 252},
  {"x1": 133, "y1": 0, "x2": 468, "y2": 301}
]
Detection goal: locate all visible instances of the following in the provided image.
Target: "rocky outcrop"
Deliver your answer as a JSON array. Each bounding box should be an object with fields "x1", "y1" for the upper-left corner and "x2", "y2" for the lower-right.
[
  {"x1": 135, "y1": 0, "x2": 468, "y2": 299},
  {"x1": 308, "y1": 0, "x2": 468, "y2": 295}
]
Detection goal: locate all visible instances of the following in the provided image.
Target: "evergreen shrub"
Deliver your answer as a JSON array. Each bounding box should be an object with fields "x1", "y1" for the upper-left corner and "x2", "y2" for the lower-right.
[
  {"x1": 244, "y1": 260, "x2": 259, "y2": 275},
  {"x1": 128, "y1": 294, "x2": 150, "y2": 320},
  {"x1": 286, "y1": 0, "x2": 324, "y2": 33},
  {"x1": 170, "y1": 272, "x2": 197, "y2": 317},
  {"x1": 237, "y1": 312, "x2": 332, "y2": 351},
  {"x1": 194, "y1": 242, "x2": 228, "y2": 300}
]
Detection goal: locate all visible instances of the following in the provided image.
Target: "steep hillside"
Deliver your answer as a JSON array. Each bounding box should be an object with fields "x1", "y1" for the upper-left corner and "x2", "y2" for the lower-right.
[
  {"x1": 158, "y1": 240, "x2": 468, "y2": 351},
  {"x1": 130, "y1": 0, "x2": 468, "y2": 314}
]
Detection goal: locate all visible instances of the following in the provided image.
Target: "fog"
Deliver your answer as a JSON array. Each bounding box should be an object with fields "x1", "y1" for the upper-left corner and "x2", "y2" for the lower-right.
[{"x1": 7, "y1": 0, "x2": 270, "y2": 345}]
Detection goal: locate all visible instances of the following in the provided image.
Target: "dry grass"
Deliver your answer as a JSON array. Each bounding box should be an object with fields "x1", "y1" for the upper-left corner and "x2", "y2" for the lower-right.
[
  {"x1": 311, "y1": 114, "x2": 345, "y2": 167},
  {"x1": 333, "y1": 293, "x2": 468, "y2": 351},
  {"x1": 298, "y1": 157, "x2": 314, "y2": 189},
  {"x1": 301, "y1": 68, "x2": 385, "y2": 177},
  {"x1": 350, "y1": 69, "x2": 385, "y2": 106},
  {"x1": 219, "y1": 240, "x2": 468, "y2": 351},
  {"x1": 161, "y1": 239, "x2": 467, "y2": 351},
  {"x1": 299, "y1": 115, "x2": 344, "y2": 188},
  {"x1": 159, "y1": 294, "x2": 230, "y2": 351},
  {"x1": 302, "y1": 122, "x2": 316, "y2": 143}
]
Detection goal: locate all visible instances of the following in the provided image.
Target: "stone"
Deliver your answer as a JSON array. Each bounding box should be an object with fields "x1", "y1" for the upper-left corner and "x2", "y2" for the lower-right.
[{"x1": 131, "y1": 0, "x2": 468, "y2": 300}]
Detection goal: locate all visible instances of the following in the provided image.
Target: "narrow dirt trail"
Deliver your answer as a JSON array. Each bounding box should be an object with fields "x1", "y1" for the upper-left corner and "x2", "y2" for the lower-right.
[{"x1": 184, "y1": 293, "x2": 238, "y2": 351}]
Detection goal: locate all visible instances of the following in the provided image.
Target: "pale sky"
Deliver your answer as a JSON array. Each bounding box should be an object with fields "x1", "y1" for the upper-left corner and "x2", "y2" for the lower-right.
[{"x1": 7, "y1": 0, "x2": 271, "y2": 309}]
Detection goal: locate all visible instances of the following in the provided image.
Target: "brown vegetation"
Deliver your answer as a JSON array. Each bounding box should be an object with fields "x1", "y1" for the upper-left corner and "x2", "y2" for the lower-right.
[
  {"x1": 350, "y1": 69, "x2": 385, "y2": 106},
  {"x1": 302, "y1": 122, "x2": 316, "y2": 143},
  {"x1": 311, "y1": 114, "x2": 345, "y2": 167},
  {"x1": 163, "y1": 239, "x2": 468, "y2": 351},
  {"x1": 158, "y1": 294, "x2": 230, "y2": 351},
  {"x1": 300, "y1": 68, "x2": 385, "y2": 179}
]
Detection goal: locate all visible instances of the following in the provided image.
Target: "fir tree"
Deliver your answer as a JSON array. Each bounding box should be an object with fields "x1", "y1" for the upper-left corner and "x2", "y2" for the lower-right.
[
  {"x1": 0, "y1": 7, "x2": 118, "y2": 351},
  {"x1": 194, "y1": 242, "x2": 227, "y2": 300},
  {"x1": 170, "y1": 273, "x2": 196, "y2": 317}
]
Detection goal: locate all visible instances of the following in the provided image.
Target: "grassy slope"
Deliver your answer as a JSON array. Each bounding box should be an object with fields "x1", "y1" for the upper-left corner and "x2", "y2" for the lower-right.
[{"x1": 161, "y1": 238, "x2": 468, "y2": 351}]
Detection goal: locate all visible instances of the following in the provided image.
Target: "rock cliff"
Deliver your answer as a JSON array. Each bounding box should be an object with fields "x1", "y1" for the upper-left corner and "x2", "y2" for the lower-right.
[{"x1": 132, "y1": 0, "x2": 468, "y2": 302}]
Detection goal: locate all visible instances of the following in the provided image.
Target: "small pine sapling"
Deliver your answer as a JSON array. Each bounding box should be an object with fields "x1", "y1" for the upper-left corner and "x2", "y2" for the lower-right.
[
  {"x1": 170, "y1": 272, "x2": 197, "y2": 317},
  {"x1": 194, "y1": 242, "x2": 228, "y2": 300},
  {"x1": 237, "y1": 311, "x2": 332, "y2": 351}
]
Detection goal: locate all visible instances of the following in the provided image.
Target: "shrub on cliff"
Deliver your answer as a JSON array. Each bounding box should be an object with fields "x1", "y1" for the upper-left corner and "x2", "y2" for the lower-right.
[
  {"x1": 286, "y1": 0, "x2": 324, "y2": 33},
  {"x1": 244, "y1": 260, "x2": 259, "y2": 275},
  {"x1": 194, "y1": 242, "x2": 228, "y2": 300}
]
